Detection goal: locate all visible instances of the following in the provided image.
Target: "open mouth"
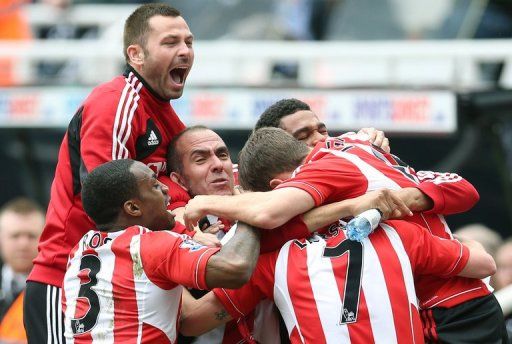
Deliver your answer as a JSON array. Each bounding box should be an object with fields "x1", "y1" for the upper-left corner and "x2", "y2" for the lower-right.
[{"x1": 169, "y1": 67, "x2": 187, "y2": 85}]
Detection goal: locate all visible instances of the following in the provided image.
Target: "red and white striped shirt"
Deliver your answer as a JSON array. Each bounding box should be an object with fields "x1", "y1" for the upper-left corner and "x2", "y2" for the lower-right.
[
  {"x1": 214, "y1": 220, "x2": 469, "y2": 344},
  {"x1": 275, "y1": 134, "x2": 488, "y2": 308},
  {"x1": 63, "y1": 226, "x2": 219, "y2": 343}
]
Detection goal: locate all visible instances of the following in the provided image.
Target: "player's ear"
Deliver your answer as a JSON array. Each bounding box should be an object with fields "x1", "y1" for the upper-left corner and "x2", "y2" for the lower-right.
[
  {"x1": 124, "y1": 199, "x2": 142, "y2": 217},
  {"x1": 269, "y1": 178, "x2": 284, "y2": 190},
  {"x1": 170, "y1": 172, "x2": 189, "y2": 192},
  {"x1": 126, "y1": 44, "x2": 145, "y2": 65}
]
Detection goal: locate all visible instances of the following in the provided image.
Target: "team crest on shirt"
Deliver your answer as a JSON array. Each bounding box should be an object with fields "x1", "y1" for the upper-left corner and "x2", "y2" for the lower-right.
[{"x1": 179, "y1": 237, "x2": 205, "y2": 252}]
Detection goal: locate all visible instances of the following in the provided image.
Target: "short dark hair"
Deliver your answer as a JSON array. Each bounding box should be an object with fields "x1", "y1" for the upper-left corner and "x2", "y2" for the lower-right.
[
  {"x1": 254, "y1": 98, "x2": 311, "y2": 130},
  {"x1": 82, "y1": 159, "x2": 139, "y2": 227},
  {"x1": 124, "y1": 3, "x2": 181, "y2": 62},
  {"x1": 167, "y1": 125, "x2": 209, "y2": 175},
  {"x1": 238, "y1": 128, "x2": 309, "y2": 192}
]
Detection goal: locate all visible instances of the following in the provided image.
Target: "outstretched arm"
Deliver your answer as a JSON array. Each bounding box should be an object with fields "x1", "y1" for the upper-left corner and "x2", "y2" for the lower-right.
[
  {"x1": 260, "y1": 189, "x2": 413, "y2": 252},
  {"x1": 184, "y1": 187, "x2": 315, "y2": 230}
]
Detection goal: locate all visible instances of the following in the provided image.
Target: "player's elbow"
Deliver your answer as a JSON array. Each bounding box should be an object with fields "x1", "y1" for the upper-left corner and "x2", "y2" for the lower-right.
[
  {"x1": 180, "y1": 324, "x2": 204, "y2": 337},
  {"x1": 482, "y1": 254, "x2": 497, "y2": 278},
  {"x1": 461, "y1": 253, "x2": 497, "y2": 279},
  {"x1": 220, "y1": 259, "x2": 253, "y2": 288},
  {"x1": 206, "y1": 256, "x2": 254, "y2": 289},
  {"x1": 466, "y1": 185, "x2": 480, "y2": 210},
  {"x1": 474, "y1": 250, "x2": 497, "y2": 278},
  {"x1": 251, "y1": 211, "x2": 286, "y2": 229}
]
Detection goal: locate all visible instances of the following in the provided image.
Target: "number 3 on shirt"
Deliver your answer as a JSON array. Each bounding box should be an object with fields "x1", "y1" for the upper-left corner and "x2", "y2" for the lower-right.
[
  {"x1": 323, "y1": 240, "x2": 363, "y2": 324},
  {"x1": 72, "y1": 254, "x2": 101, "y2": 335}
]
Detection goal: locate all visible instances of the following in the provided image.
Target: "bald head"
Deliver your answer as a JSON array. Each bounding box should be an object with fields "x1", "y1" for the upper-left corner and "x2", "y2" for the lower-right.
[{"x1": 168, "y1": 126, "x2": 234, "y2": 196}]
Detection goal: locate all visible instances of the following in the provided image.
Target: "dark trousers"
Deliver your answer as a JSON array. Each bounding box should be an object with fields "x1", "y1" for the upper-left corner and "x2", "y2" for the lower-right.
[
  {"x1": 422, "y1": 294, "x2": 509, "y2": 344},
  {"x1": 24, "y1": 281, "x2": 65, "y2": 344}
]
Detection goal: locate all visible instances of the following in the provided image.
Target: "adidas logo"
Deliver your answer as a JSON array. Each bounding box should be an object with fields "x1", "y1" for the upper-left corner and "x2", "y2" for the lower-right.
[{"x1": 147, "y1": 130, "x2": 159, "y2": 146}]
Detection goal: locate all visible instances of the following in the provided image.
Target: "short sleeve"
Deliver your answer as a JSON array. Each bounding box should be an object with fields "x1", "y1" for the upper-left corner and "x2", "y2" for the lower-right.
[
  {"x1": 213, "y1": 252, "x2": 278, "y2": 318},
  {"x1": 140, "y1": 231, "x2": 219, "y2": 290}
]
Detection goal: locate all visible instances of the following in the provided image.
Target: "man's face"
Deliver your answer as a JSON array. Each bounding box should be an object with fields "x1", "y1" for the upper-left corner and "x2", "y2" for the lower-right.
[
  {"x1": 494, "y1": 243, "x2": 512, "y2": 290},
  {"x1": 279, "y1": 110, "x2": 328, "y2": 147},
  {"x1": 172, "y1": 129, "x2": 234, "y2": 196},
  {"x1": 0, "y1": 211, "x2": 43, "y2": 274},
  {"x1": 139, "y1": 15, "x2": 194, "y2": 100},
  {"x1": 131, "y1": 162, "x2": 175, "y2": 231}
]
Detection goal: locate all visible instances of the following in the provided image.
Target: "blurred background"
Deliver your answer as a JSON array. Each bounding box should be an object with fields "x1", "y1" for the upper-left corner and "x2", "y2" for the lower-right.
[{"x1": 1, "y1": 0, "x2": 512, "y2": 240}]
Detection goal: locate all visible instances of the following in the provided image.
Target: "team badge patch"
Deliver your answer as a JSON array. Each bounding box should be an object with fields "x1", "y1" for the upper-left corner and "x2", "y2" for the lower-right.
[{"x1": 179, "y1": 238, "x2": 205, "y2": 252}]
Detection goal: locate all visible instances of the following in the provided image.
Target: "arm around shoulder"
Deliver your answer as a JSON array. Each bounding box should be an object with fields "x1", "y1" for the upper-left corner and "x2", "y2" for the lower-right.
[{"x1": 184, "y1": 188, "x2": 315, "y2": 230}]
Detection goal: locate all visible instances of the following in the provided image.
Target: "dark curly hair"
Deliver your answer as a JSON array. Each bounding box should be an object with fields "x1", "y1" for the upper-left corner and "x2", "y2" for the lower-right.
[
  {"x1": 82, "y1": 159, "x2": 139, "y2": 227},
  {"x1": 254, "y1": 98, "x2": 311, "y2": 130}
]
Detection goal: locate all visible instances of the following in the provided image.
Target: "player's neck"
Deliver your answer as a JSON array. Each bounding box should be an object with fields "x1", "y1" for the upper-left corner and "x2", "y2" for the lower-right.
[{"x1": 97, "y1": 223, "x2": 129, "y2": 233}]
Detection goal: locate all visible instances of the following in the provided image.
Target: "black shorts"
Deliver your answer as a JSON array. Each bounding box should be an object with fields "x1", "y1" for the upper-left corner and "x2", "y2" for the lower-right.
[
  {"x1": 421, "y1": 294, "x2": 509, "y2": 344},
  {"x1": 24, "y1": 281, "x2": 65, "y2": 344}
]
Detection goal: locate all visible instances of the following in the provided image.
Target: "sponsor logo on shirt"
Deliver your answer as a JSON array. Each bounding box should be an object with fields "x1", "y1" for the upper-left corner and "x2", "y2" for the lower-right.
[
  {"x1": 147, "y1": 130, "x2": 160, "y2": 146},
  {"x1": 135, "y1": 119, "x2": 161, "y2": 160}
]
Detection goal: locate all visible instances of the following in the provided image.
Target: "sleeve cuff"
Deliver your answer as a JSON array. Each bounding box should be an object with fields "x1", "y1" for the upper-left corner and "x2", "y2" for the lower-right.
[
  {"x1": 444, "y1": 242, "x2": 470, "y2": 278},
  {"x1": 195, "y1": 248, "x2": 220, "y2": 290}
]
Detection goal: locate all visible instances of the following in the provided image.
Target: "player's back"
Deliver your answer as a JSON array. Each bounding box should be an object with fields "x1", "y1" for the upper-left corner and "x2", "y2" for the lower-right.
[
  {"x1": 63, "y1": 226, "x2": 183, "y2": 343},
  {"x1": 269, "y1": 221, "x2": 468, "y2": 343},
  {"x1": 316, "y1": 135, "x2": 474, "y2": 240}
]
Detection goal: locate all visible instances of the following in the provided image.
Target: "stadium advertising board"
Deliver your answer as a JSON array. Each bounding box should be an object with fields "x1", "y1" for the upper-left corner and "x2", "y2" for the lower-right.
[{"x1": 0, "y1": 88, "x2": 455, "y2": 133}]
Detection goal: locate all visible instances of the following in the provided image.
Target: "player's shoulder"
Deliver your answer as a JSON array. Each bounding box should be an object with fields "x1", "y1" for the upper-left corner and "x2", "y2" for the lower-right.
[
  {"x1": 142, "y1": 229, "x2": 182, "y2": 240},
  {"x1": 82, "y1": 75, "x2": 134, "y2": 110}
]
